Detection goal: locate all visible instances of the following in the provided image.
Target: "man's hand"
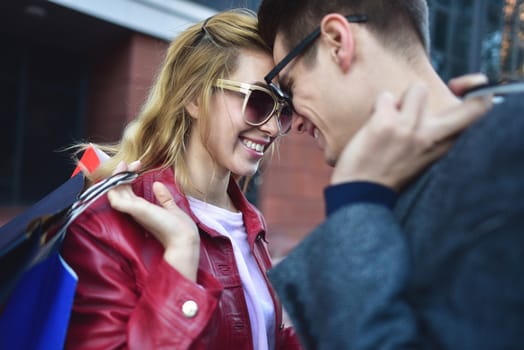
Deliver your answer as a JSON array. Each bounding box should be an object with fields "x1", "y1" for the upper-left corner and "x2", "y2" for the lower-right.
[
  {"x1": 331, "y1": 74, "x2": 493, "y2": 190},
  {"x1": 448, "y1": 73, "x2": 491, "y2": 97},
  {"x1": 107, "y1": 161, "x2": 200, "y2": 282}
]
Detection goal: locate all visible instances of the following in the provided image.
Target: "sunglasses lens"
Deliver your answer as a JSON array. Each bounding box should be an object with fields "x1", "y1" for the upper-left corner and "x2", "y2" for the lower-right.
[
  {"x1": 245, "y1": 89, "x2": 275, "y2": 125},
  {"x1": 278, "y1": 104, "x2": 293, "y2": 134}
]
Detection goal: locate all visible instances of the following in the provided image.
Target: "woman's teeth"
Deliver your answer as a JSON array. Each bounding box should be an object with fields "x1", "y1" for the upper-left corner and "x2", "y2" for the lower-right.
[
  {"x1": 243, "y1": 139, "x2": 264, "y2": 152},
  {"x1": 313, "y1": 128, "x2": 319, "y2": 139}
]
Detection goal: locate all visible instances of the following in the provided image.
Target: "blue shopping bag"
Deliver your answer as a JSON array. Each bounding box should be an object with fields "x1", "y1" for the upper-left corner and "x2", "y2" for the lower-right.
[
  {"x1": 0, "y1": 174, "x2": 84, "y2": 305},
  {"x1": 0, "y1": 170, "x2": 138, "y2": 349},
  {"x1": 0, "y1": 173, "x2": 84, "y2": 349},
  {"x1": 0, "y1": 252, "x2": 77, "y2": 349}
]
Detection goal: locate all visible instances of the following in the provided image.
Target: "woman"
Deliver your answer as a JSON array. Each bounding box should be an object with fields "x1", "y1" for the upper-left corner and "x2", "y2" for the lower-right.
[{"x1": 62, "y1": 9, "x2": 300, "y2": 349}]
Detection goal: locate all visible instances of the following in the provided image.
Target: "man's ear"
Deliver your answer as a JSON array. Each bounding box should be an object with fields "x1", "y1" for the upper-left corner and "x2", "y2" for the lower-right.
[{"x1": 320, "y1": 13, "x2": 355, "y2": 73}]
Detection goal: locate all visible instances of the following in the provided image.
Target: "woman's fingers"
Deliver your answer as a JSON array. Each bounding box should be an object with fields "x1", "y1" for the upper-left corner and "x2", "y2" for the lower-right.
[
  {"x1": 112, "y1": 159, "x2": 141, "y2": 175},
  {"x1": 153, "y1": 182, "x2": 178, "y2": 210},
  {"x1": 109, "y1": 179, "x2": 198, "y2": 249},
  {"x1": 107, "y1": 183, "x2": 140, "y2": 214},
  {"x1": 105, "y1": 162, "x2": 199, "y2": 281},
  {"x1": 113, "y1": 160, "x2": 127, "y2": 174},
  {"x1": 107, "y1": 160, "x2": 142, "y2": 213},
  {"x1": 150, "y1": 182, "x2": 199, "y2": 245},
  {"x1": 128, "y1": 160, "x2": 141, "y2": 172}
]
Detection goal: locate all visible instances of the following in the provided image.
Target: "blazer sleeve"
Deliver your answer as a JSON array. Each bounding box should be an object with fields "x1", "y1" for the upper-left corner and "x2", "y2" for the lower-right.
[
  {"x1": 268, "y1": 204, "x2": 420, "y2": 350},
  {"x1": 61, "y1": 209, "x2": 223, "y2": 350},
  {"x1": 269, "y1": 97, "x2": 524, "y2": 350}
]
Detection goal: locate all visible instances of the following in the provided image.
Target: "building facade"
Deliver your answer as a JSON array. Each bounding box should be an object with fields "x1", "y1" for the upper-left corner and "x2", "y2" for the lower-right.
[
  {"x1": 428, "y1": 0, "x2": 524, "y2": 81},
  {"x1": 0, "y1": 0, "x2": 213, "y2": 221}
]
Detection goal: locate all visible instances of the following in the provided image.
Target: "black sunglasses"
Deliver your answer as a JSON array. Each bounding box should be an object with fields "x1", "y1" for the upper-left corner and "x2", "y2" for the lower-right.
[{"x1": 264, "y1": 14, "x2": 368, "y2": 108}]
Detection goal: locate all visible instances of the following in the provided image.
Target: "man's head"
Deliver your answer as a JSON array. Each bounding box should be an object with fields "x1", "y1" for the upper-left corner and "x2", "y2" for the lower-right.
[
  {"x1": 258, "y1": 0, "x2": 432, "y2": 165},
  {"x1": 258, "y1": 0, "x2": 430, "y2": 60}
]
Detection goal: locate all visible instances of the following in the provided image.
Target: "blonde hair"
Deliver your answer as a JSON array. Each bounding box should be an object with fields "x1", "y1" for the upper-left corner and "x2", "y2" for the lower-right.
[{"x1": 79, "y1": 9, "x2": 270, "y2": 192}]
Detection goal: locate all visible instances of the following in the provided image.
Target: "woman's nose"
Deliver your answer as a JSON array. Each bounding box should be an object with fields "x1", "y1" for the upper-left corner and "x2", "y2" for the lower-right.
[{"x1": 259, "y1": 114, "x2": 280, "y2": 137}]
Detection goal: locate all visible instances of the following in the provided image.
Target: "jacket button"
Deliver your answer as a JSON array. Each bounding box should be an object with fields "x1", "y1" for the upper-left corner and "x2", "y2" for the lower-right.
[{"x1": 182, "y1": 300, "x2": 198, "y2": 318}]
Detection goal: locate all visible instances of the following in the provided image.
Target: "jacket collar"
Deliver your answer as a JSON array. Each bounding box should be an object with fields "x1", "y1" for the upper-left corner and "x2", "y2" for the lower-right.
[{"x1": 138, "y1": 167, "x2": 267, "y2": 248}]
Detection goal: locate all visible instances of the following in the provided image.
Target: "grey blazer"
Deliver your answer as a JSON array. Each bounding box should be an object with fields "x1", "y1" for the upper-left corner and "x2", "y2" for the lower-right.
[{"x1": 269, "y1": 95, "x2": 524, "y2": 350}]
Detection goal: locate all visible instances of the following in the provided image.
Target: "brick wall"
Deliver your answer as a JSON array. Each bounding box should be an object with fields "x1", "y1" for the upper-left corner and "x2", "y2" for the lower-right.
[
  {"x1": 87, "y1": 33, "x2": 167, "y2": 142},
  {"x1": 259, "y1": 132, "x2": 332, "y2": 258}
]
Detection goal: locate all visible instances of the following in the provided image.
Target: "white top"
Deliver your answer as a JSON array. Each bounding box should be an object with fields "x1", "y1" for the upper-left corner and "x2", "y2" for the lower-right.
[{"x1": 187, "y1": 196, "x2": 275, "y2": 350}]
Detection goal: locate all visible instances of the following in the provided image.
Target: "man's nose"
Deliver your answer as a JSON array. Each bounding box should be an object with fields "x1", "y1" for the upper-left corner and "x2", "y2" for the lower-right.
[{"x1": 292, "y1": 113, "x2": 306, "y2": 133}]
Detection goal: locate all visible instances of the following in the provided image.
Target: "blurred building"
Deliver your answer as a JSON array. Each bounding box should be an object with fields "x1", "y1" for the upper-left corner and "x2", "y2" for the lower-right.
[
  {"x1": 428, "y1": 0, "x2": 524, "y2": 81},
  {"x1": 0, "y1": 0, "x2": 213, "y2": 220},
  {"x1": 1, "y1": 0, "x2": 523, "y2": 258}
]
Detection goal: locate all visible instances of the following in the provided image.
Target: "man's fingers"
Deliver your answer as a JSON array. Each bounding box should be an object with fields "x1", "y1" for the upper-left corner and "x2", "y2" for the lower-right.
[
  {"x1": 374, "y1": 91, "x2": 396, "y2": 109},
  {"x1": 371, "y1": 92, "x2": 397, "y2": 122},
  {"x1": 399, "y1": 83, "x2": 428, "y2": 128},
  {"x1": 430, "y1": 98, "x2": 491, "y2": 141},
  {"x1": 448, "y1": 73, "x2": 488, "y2": 96}
]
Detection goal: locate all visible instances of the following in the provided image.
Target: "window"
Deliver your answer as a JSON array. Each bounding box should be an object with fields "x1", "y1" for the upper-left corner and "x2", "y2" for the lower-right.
[
  {"x1": 0, "y1": 38, "x2": 87, "y2": 205},
  {"x1": 429, "y1": 0, "x2": 506, "y2": 81}
]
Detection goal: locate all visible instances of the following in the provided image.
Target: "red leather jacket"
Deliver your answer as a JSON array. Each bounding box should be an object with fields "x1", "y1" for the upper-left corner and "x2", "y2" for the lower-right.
[{"x1": 61, "y1": 167, "x2": 301, "y2": 349}]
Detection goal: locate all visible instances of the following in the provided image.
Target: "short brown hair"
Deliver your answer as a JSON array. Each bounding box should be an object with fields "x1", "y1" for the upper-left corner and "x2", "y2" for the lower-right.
[{"x1": 258, "y1": 0, "x2": 430, "y2": 56}]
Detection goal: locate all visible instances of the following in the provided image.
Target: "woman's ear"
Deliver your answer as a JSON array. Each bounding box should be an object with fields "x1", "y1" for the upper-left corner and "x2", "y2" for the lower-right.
[
  {"x1": 185, "y1": 97, "x2": 200, "y2": 120},
  {"x1": 320, "y1": 13, "x2": 355, "y2": 73}
]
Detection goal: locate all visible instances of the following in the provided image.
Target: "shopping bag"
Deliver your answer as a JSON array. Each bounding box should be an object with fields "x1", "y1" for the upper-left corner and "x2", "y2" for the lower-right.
[
  {"x1": 0, "y1": 252, "x2": 78, "y2": 349},
  {"x1": 0, "y1": 144, "x2": 109, "y2": 305},
  {"x1": 0, "y1": 173, "x2": 85, "y2": 306},
  {"x1": 0, "y1": 170, "x2": 137, "y2": 349}
]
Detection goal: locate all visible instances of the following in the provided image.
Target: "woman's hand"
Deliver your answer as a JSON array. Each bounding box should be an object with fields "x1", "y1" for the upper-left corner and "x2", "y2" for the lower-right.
[
  {"x1": 107, "y1": 161, "x2": 200, "y2": 282},
  {"x1": 331, "y1": 74, "x2": 493, "y2": 190}
]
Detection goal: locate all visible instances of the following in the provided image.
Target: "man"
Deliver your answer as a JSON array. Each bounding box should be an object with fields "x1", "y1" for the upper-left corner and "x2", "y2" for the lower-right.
[{"x1": 258, "y1": 1, "x2": 524, "y2": 349}]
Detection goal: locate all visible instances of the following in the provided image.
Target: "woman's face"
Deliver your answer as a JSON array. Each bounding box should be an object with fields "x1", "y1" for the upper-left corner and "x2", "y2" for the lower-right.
[{"x1": 194, "y1": 49, "x2": 280, "y2": 177}]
